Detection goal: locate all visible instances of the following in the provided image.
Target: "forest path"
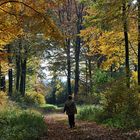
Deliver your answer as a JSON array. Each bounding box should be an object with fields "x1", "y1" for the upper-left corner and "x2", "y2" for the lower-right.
[{"x1": 40, "y1": 113, "x2": 131, "y2": 140}]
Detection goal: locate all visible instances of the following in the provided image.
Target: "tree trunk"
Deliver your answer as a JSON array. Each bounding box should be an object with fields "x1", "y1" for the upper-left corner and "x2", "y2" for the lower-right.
[
  {"x1": 66, "y1": 38, "x2": 72, "y2": 95},
  {"x1": 8, "y1": 69, "x2": 12, "y2": 96},
  {"x1": 0, "y1": 61, "x2": 6, "y2": 92},
  {"x1": 122, "y1": 1, "x2": 130, "y2": 87},
  {"x1": 138, "y1": 0, "x2": 140, "y2": 85},
  {"x1": 16, "y1": 54, "x2": 21, "y2": 93},
  {"x1": 74, "y1": 1, "x2": 84, "y2": 99},
  {"x1": 7, "y1": 44, "x2": 13, "y2": 96},
  {"x1": 74, "y1": 32, "x2": 81, "y2": 99},
  {"x1": 20, "y1": 58, "x2": 27, "y2": 97},
  {"x1": 15, "y1": 40, "x2": 21, "y2": 93}
]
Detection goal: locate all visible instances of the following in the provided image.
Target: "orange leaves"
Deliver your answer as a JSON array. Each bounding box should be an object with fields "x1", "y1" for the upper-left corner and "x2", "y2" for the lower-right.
[
  {"x1": 98, "y1": 31, "x2": 125, "y2": 70},
  {"x1": 0, "y1": 23, "x2": 22, "y2": 47},
  {"x1": 80, "y1": 0, "x2": 133, "y2": 71},
  {"x1": 0, "y1": 2, "x2": 23, "y2": 46},
  {"x1": 0, "y1": 0, "x2": 65, "y2": 75},
  {"x1": 80, "y1": 26, "x2": 101, "y2": 54},
  {"x1": 81, "y1": 22, "x2": 125, "y2": 70},
  {"x1": 0, "y1": 0, "x2": 64, "y2": 43}
]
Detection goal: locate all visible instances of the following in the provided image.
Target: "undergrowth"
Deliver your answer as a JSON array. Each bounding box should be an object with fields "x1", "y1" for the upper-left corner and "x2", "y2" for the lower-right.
[
  {"x1": 77, "y1": 80, "x2": 140, "y2": 130},
  {"x1": 0, "y1": 92, "x2": 47, "y2": 140}
]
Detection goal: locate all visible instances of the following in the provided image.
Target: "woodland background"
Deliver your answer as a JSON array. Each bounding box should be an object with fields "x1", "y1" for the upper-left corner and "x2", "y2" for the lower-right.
[{"x1": 0, "y1": 0, "x2": 140, "y2": 139}]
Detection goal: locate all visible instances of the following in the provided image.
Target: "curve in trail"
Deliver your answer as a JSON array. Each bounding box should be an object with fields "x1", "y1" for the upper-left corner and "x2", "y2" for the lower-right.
[{"x1": 41, "y1": 113, "x2": 128, "y2": 140}]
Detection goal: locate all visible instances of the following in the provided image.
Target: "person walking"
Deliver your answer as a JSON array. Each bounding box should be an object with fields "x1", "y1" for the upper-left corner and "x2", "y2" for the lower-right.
[{"x1": 63, "y1": 95, "x2": 77, "y2": 128}]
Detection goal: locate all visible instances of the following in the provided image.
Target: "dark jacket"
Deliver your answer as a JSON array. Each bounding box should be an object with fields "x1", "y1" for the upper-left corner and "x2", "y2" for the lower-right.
[{"x1": 64, "y1": 100, "x2": 77, "y2": 115}]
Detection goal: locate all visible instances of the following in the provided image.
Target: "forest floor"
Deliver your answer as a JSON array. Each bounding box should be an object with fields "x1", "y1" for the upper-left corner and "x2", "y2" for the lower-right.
[{"x1": 40, "y1": 113, "x2": 140, "y2": 140}]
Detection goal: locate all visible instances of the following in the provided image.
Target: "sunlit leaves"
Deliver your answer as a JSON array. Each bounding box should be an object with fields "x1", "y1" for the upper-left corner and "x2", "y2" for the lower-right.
[
  {"x1": 99, "y1": 31, "x2": 125, "y2": 70},
  {"x1": 0, "y1": 0, "x2": 64, "y2": 74},
  {"x1": 81, "y1": 0, "x2": 138, "y2": 71}
]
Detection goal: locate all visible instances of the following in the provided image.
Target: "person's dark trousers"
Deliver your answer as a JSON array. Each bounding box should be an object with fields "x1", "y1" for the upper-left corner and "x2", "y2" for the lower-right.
[{"x1": 68, "y1": 114, "x2": 75, "y2": 128}]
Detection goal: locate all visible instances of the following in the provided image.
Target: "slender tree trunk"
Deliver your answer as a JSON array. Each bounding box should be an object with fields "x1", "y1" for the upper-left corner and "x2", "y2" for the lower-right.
[
  {"x1": 74, "y1": 31, "x2": 81, "y2": 99},
  {"x1": 16, "y1": 40, "x2": 21, "y2": 93},
  {"x1": 16, "y1": 54, "x2": 21, "y2": 93},
  {"x1": 0, "y1": 61, "x2": 6, "y2": 92},
  {"x1": 8, "y1": 69, "x2": 12, "y2": 96},
  {"x1": 20, "y1": 58, "x2": 27, "y2": 97},
  {"x1": 58, "y1": 0, "x2": 73, "y2": 96},
  {"x1": 122, "y1": 1, "x2": 130, "y2": 87},
  {"x1": 20, "y1": 63, "x2": 23, "y2": 95},
  {"x1": 74, "y1": 1, "x2": 84, "y2": 99},
  {"x1": 138, "y1": 0, "x2": 140, "y2": 85},
  {"x1": 7, "y1": 44, "x2": 13, "y2": 96},
  {"x1": 66, "y1": 39, "x2": 72, "y2": 95}
]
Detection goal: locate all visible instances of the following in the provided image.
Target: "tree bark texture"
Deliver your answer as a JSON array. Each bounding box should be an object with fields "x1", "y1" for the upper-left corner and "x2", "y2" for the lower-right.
[
  {"x1": 66, "y1": 39, "x2": 72, "y2": 95},
  {"x1": 74, "y1": 3, "x2": 84, "y2": 98},
  {"x1": 74, "y1": 33, "x2": 81, "y2": 98},
  {"x1": 8, "y1": 69, "x2": 12, "y2": 96},
  {"x1": 20, "y1": 58, "x2": 27, "y2": 97},
  {"x1": 16, "y1": 54, "x2": 21, "y2": 93},
  {"x1": 122, "y1": 0, "x2": 130, "y2": 87},
  {"x1": 7, "y1": 44, "x2": 13, "y2": 96}
]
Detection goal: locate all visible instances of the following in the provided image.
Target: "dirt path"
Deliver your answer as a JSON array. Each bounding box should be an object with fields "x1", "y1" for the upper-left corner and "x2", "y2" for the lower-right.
[{"x1": 41, "y1": 113, "x2": 137, "y2": 140}]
